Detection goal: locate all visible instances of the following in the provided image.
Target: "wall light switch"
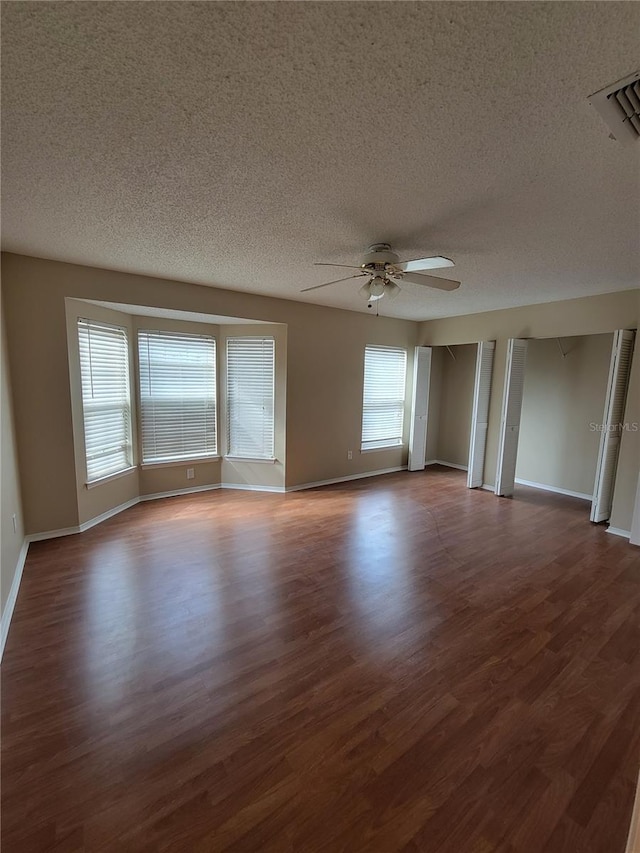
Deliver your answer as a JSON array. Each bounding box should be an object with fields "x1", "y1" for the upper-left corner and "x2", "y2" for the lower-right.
[{"x1": 347, "y1": 450, "x2": 353, "y2": 460}]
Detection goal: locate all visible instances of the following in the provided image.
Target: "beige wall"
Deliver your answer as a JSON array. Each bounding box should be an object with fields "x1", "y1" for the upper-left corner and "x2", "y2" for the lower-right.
[
  {"x1": 5, "y1": 263, "x2": 78, "y2": 534},
  {"x1": 516, "y1": 335, "x2": 612, "y2": 496},
  {"x1": 435, "y1": 344, "x2": 476, "y2": 468},
  {"x1": 419, "y1": 289, "x2": 640, "y2": 532},
  {"x1": 3, "y1": 253, "x2": 417, "y2": 534},
  {"x1": 284, "y1": 314, "x2": 416, "y2": 487},
  {"x1": 1, "y1": 291, "x2": 25, "y2": 615}
]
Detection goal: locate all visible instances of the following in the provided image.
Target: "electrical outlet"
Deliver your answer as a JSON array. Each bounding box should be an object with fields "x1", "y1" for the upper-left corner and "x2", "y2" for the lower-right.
[
  {"x1": 347, "y1": 450, "x2": 353, "y2": 460},
  {"x1": 12, "y1": 513, "x2": 17, "y2": 533},
  {"x1": 186, "y1": 468, "x2": 195, "y2": 480}
]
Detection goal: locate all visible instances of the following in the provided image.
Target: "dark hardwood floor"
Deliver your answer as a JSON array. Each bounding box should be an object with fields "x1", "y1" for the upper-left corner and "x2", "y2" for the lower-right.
[{"x1": 2, "y1": 466, "x2": 639, "y2": 852}]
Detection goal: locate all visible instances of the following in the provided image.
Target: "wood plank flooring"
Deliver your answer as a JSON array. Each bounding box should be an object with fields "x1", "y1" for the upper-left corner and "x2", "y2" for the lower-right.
[{"x1": 2, "y1": 466, "x2": 640, "y2": 852}]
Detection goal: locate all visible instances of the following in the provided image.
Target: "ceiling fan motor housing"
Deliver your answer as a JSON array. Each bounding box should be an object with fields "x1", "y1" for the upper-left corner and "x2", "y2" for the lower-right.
[{"x1": 361, "y1": 244, "x2": 400, "y2": 271}]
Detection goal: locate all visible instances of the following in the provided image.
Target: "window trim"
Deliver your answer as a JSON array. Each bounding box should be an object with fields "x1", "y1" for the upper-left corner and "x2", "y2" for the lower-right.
[
  {"x1": 85, "y1": 466, "x2": 137, "y2": 489},
  {"x1": 226, "y1": 336, "x2": 276, "y2": 461},
  {"x1": 224, "y1": 455, "x2": 277, "y2": 464},
  {"x1": 360, "y1": 344, "x2": 408, "y2": 453},
  {"x1": 77, "y1": 318, "x2": 134, "y2": 484},
  {"x1": 140, "y1": 456, "x2": 221, "y2": 470},
  {"x1": 137, "y1": 328, "x2": 218, "y2": 465}
]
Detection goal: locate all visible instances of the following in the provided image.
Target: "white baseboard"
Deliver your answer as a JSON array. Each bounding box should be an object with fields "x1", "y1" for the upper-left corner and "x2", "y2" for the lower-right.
[
  {"x1": 28, "y1": 497, "x2": 142, "y2": 541},
  {"x1": 427, "y1": 460, "x2": 469, "y2": 472},
  {"x1": 481, "y1": 484, "x2": 495, "y2": 492},
  {"x1": 221, "y1": 483, "x2": 285, "y2": 493},
  {"x1": 1, "y1": 538, "x2": 29, "y2": 660},
  {"x1": 514, "y1": 478, "x2": 592, "y2": 502},
  {"x1": 140, "y1": 484, "x2": 221, "y2": 501},
  {"x1": 78, "y1": 497, "x2": 140, "y2": 532},
  {"x1": 26, "y1": 485, "x2": 222, "y2": 541},
  {"x1": 285, "y1": 466, "x2": 407, "y2": 493},
  {"x1": 27, "y1": 525, "x2": 81, "y2": 542},
  {"x1": 607, "y1": 526, "x2": 631, "y2": 540}
]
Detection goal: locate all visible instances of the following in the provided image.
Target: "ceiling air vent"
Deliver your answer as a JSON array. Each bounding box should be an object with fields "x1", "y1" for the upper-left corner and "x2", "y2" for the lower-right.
[{"x1": 588, "y1": 71, "x2": 640, "y2": 145}]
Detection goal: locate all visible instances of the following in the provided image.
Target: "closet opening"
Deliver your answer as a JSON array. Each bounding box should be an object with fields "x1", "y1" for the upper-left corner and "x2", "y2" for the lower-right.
[
  {"x1": 495, "y1": 331, "x2": 635, "y2": 525},
  {"x1": 408, "y1": 342, "x2": 495, "y2": 486}
]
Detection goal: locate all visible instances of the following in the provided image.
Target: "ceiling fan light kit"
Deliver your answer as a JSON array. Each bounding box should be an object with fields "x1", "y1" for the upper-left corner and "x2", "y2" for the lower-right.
[
  {"x1": 366, "y1": 276, "x2": 387, "y2": 300},
  {"x1": 304, "y1": 243, "x2": 461, "y2": 306}
]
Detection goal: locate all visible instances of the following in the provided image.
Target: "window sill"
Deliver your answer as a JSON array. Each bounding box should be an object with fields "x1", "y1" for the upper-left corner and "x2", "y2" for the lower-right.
[
  {"x1": 141, "y1": 457, "x2": 220, "y2": 470},
  {"x1": 224, "y1": 456, "x2": 277, "y2": 464},
  {"x1": 360, "y1": 444, "x2": 404, "y2": 454},
  {"x1": 86, "y1": 466, "x2": 137, "y2": 489}
]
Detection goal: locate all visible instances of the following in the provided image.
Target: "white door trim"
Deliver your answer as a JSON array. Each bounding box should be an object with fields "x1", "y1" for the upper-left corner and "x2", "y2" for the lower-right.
[
  {"x1": 590, "y1": 330, "x2": 635, "y2": 523},
  {"x1": 495, "y1": 338, "x2": 528, "y2": 497},
  {"x1": 467, "y1": 340, "x2": 495, "y2": 489},
  {"x1": 408, "y1": 346, "x2": 432, "y2": 472}
]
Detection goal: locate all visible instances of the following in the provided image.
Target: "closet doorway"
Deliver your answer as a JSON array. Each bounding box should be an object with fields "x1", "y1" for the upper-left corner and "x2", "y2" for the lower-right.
[
  {"x1": 495, "y1": 331, "x2": 635, "y2": 524},
  {"x1": 409, "y1": 342, "x2": 495, "y2": 486}
]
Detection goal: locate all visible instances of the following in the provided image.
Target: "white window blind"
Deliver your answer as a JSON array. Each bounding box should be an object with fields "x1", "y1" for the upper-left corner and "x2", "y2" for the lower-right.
[
  {"x1": 77, "y1": 319, "x2": 133, "y2": 482},
  {"x1": 138, "y1": 330, "x2": 217, "y2": 463},
  {"x1": 361, "y1": 345, "x2": 407, "y2": 451},
  {"x1": 226, "y1": 337, "x2": 275, "y2": 459}
]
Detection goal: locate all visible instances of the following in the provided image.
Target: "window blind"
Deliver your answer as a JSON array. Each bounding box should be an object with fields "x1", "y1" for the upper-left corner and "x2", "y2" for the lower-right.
[
  {"x1": 138, "y1": 330, "x2": 217, "y2": 463},
  {"x1": 226, "y1": 337, "x2": 275, "y2": 459},
  {"x1": 361, "y1": 345, "x2": 407, "y2": 451},
  {"x1": 77, "y1": 319, "x2": 133, "y2": 482}
]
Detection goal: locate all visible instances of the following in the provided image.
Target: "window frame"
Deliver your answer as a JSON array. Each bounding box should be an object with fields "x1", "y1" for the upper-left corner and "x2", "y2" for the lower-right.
[
  {"x1": 225, "y1": 336, "x2": 276, "y2": 461},
  {"x1": 360, "y1": 344, "x2": 408, "y2": 452},
  {"x1": 77, "y1": 318, "x2": 134, "y2": 485},
  {"x1": 137, "y1": 329, "x2": 218, "y2": 465}
]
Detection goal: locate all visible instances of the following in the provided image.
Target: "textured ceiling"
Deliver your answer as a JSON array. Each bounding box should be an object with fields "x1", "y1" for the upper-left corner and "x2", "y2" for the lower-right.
[{"x1": 2, "y1": 2, "x2": 639, "y2": 321}]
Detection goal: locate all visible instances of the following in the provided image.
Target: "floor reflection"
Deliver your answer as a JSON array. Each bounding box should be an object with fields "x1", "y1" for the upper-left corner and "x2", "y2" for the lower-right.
[
  {"x1": 82, "y1": 535, "x2": 229, "y2": 711},
  {"x1": 83, "y1": 540, "x2": 139, "y2": 710},
  {"x1": 343, "y1": 490, "x2": 414, "y2": 651}
]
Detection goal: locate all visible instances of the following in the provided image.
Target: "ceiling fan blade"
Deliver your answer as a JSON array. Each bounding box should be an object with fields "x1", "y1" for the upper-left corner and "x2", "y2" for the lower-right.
[
  {"x1": 301, "y1": 273, "x2": 367, "y2": 292},
  {"x1": 399, "y1": 256, "x2": 455, "y2": 272},
  {"x1": 394, "y1": 271, "x2": 460, "y2": 291},
  {"x1": 313, "y1": 262, "x2": 364, "y2": 270}
]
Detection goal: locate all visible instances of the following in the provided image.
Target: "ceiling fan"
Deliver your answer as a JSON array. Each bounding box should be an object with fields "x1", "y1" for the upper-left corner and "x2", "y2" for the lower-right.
[{"x1": 302, "y1": 243, "x2": 460, "y2": 305}]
